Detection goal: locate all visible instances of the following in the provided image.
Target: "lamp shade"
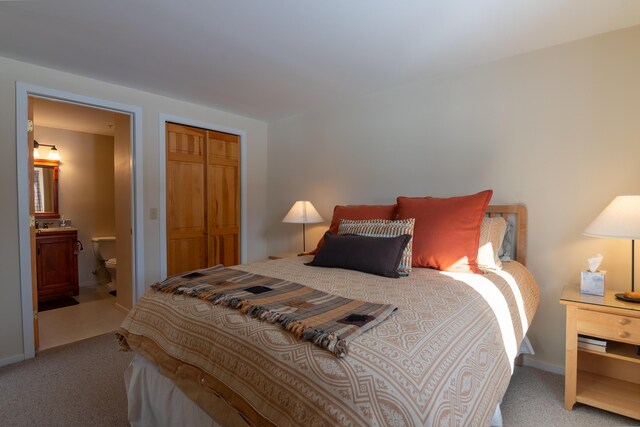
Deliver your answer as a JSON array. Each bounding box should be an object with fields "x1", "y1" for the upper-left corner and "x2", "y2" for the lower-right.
[
  {"x1": 583, "y1": 195, "x2": 640, "y2": 239},
  {"x1": 47, "y1": 146, "x2": 61, "y2": 161},
  {"x1": 282, "y1": 201, "x2": 323, "y2": 224}
]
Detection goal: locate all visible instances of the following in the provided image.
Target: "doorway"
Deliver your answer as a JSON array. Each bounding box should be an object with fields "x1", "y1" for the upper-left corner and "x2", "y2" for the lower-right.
[
  {"x1": 30, "y1": 97, "x2": 130, "y2": 350},
  {"x1": 16, "y1": 83, "x2": 144, "y2": 359}
]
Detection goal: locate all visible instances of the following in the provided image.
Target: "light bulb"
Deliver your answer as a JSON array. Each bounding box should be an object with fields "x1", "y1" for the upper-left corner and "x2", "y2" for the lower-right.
[{"x1": 47, "y1": 146, "x2": 61, "y2": 161}]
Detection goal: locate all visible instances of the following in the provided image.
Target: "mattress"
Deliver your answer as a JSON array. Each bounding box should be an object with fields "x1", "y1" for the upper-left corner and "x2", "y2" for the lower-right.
[{"x1": 118, "y1": 256, "x2": 539, "y2": 426}]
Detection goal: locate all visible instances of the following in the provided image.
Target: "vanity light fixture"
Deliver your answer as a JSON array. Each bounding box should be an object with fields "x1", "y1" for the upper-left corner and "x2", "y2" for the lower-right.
[
  {"x1": 33, "y1": 140, "x2": 41, "y2": 159},
  {"x1": 33, "y1": 140, "x2": 62, "y2": 161}
]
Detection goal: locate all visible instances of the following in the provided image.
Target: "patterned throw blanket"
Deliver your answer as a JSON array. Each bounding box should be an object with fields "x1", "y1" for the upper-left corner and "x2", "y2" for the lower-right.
[{"x1": 152, "y1": 265, "x2": 397, "y2": 357}]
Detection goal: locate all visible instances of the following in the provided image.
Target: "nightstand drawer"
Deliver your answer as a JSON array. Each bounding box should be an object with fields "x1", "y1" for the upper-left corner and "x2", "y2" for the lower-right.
[{"x1": 576, "y1": 309, "x2": 640, "y2": 344}]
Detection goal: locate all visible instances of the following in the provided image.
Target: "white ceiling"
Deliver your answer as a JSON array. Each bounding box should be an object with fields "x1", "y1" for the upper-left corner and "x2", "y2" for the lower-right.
[
  {"x1": 33, "y1": 97, "x2": 117, "y2": 136},
  {"x1": 2, "y1": 1, "x2": 640, "y2": 122}
]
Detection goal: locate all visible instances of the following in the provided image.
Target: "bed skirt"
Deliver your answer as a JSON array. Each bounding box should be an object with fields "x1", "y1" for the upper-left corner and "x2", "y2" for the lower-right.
[
  {"x1": 126, "y1": 354, "x2": 227, "y2": 427},
  {"x1": 125, "y1": 354, "x2": 510, "y2": 427}
]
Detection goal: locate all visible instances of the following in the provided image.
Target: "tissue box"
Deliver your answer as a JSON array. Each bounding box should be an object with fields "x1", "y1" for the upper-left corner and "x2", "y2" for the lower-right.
[{"x1": 580, "y1": 270, "x2": 606, "y2": 296}]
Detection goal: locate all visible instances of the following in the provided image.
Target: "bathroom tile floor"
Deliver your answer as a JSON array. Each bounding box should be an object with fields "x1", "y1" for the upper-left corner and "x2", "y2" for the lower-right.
[{"x1": 38, "y1": 284, "x2": 127, "y2": 351}]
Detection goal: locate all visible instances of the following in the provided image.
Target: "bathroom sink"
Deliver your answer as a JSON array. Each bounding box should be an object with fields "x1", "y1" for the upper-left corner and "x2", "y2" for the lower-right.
[{"x1": 36, "y1": 227, "x2": 77, "y2": 234}]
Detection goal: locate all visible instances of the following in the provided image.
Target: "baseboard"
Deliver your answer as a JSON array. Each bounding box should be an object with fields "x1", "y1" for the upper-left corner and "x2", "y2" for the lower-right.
[
  {"x1": 522, "y1": 356, "x2": 564, "y2": 375},
  {"x1": 115, "y1": 302, "x2": 130, "y2": 315},
  {"x1": 0, "y1": 353, "x2": 25, "y2": 367}
]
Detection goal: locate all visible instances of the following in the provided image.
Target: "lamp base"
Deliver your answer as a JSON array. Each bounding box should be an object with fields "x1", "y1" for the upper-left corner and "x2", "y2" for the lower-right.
[
  {"x1": 632, "y1": 239, "x2": 635, "y2": 292},
  {"x1": 615, "y1": 293, "x2": 640, "y2": 303}
]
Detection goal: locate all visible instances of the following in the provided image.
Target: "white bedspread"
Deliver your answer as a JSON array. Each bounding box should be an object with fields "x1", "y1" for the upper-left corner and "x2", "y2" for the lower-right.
[{"x1": 118, "y1": 256, "x2": 539, "y2": 426}]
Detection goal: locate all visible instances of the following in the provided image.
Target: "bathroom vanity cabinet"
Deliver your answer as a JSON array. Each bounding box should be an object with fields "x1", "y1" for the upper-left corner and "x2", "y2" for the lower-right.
[{"x1": 36, "y1": 228, "x2": 79, "y2": 302}]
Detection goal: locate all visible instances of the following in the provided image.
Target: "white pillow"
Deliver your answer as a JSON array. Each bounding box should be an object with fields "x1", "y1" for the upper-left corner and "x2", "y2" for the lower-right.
[{"x1": 477, "y1": 217, "x2": 508, "y2": 270}]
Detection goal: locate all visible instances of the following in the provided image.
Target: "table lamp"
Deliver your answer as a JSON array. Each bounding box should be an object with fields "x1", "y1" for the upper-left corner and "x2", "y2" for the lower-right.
[
  {"x1": 583, "y1": 195, "x2": 640, "y2": 293},
  {"x1": 282, "y1": 201, "x2": 323, "y2": 254}
]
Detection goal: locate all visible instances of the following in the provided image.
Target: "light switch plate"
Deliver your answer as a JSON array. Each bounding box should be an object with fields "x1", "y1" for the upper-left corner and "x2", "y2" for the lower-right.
[{"x1": 150, "y1": 208, "x2": 158, "y2": 220}]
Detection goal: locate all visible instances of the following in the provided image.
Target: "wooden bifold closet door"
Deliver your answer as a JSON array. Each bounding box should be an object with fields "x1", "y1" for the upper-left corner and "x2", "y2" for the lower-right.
[{"x1": 166, "y1": 123, "x2": 240, "y2": 276}]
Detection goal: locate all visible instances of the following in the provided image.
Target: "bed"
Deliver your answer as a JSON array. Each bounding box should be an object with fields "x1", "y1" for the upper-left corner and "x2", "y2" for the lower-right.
[{"x1": 118, "y1": 204, "x2": 539, "y2": 427}]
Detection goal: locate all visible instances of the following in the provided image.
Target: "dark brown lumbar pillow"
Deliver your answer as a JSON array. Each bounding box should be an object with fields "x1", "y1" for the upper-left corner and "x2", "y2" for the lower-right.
[{"x1": 306, "y1": 232, "x2": 411, "y2": 278}]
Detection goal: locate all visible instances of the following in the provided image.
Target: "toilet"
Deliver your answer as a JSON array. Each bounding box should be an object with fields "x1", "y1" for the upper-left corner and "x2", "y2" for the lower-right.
[{"x1": 92, "y1": 236, "x2": 117, "y2": 292}]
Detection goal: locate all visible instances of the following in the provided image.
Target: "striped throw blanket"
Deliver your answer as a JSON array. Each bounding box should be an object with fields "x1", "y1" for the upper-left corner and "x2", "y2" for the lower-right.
[{"x1": 152, "y1": 265, "x2": 397, "y2": 357}]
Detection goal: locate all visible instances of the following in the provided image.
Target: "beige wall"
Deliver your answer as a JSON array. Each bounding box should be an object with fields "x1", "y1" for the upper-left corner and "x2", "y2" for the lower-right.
[
  {"x1": 268, "y1": 25, "x2": 640, "y2": 370},
  {"x1": 0, "y1": 56, "x2": 269, "y2": 363},
  {"x1": 34, "y1": 126, "x2": 116, "y2": 287}
]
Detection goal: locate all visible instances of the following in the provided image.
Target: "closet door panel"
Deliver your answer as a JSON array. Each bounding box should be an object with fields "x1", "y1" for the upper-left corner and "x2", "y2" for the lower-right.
[
  {"x1": 166, "y1": 123, "x2": 207, "y2": 275},
  {"x1": 207, "y1": 131, "x2": 240, "y2": 266},
  {"x1": 208, "y1": 164, "x2": 238, "y2": 227},
  {"x1": 167, "y1": 162, "x2": 206, "y2": 232},
  {"x1": 167, "y1": 238, "x2": 207, "y2": 276},
  {"x1": 209, "y1": 234, "x2": 239, "y2": 267}
]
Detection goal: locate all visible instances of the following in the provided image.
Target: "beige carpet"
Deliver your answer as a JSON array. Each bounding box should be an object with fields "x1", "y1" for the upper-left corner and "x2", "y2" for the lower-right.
[
  {"x1": 0, "y1": 334, "x2": 638, "y2": 426},
  {"x1": 0, "y1": 333, "x2": 131, "y2": 427},
  {"x1": 502, "y1": 365, "x2": 639, "y2": 426}
]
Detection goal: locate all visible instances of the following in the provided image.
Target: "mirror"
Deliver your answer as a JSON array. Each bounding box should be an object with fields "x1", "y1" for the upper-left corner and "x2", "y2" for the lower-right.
[{"x1": 34, "y1": 160, "x2": 59, "y2": 218}]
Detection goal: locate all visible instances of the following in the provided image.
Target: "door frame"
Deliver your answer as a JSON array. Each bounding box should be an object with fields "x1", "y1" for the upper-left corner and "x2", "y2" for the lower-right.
[
  {"x1": 16, "y1": 82, "x2": 145, "y2": 360},
  {"x1": 158, "y1": 113, "x2": 247, "y2": 279}
]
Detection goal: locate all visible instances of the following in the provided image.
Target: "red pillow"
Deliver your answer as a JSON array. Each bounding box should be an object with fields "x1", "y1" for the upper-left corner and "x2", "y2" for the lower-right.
[
  {"x1": 396, "y1": 190, "x2": 493, "y2": 273},
  {"x1": 310, "y1": 204, "x2": 397, "y2": 254}
]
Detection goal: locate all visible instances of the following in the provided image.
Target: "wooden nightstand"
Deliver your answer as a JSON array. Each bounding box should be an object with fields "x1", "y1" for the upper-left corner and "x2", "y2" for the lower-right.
[
  {"x1": 560, "y1": 286, "x2": 640, "y2": 420},
  {"x1": 268, "y1": 252, "x2": 305, "y2": 260}
]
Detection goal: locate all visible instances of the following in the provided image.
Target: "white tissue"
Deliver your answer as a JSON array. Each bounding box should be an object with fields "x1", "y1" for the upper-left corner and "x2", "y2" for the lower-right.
[{"x1": 587, "y1": 253, "x2": 603, "y2": 272}]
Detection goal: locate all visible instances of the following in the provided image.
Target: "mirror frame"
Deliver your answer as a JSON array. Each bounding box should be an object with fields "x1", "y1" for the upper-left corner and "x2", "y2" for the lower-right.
[{"x1": 34, "y1": 159, "x2": 60, "y2": 219}]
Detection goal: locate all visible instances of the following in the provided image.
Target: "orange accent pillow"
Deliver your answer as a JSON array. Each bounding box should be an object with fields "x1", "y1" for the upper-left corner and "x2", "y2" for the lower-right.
[
  {"x1": 396, "y1": 190, "x2": 493, "y2": 273},
  {"x1": 310, "y1": 204, "x2": 397, "y2": 254}
]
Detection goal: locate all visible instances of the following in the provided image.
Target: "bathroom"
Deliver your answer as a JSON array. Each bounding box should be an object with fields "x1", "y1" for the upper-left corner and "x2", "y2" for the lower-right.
[{"x1": 32, "y1": 97, "x2": 130, "y2": 350}]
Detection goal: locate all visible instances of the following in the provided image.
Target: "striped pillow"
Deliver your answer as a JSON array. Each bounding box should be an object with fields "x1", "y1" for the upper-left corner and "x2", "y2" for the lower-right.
[{"x1": 338, "y1": 218, "x2": 415, "y2": 275}]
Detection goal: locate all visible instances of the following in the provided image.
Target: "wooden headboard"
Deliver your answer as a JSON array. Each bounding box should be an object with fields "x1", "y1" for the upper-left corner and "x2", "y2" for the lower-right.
[{"x1": 486, "y1": 205, "x2": 527, "y2": 266}]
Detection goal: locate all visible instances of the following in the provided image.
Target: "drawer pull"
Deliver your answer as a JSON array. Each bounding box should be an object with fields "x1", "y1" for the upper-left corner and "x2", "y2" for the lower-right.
[
  {"x1": 618, "y1": 331, "x2": 630, "y2": 339},
  {"x1": 618, "y1": 318, "x2": 630, "y2": 325}
]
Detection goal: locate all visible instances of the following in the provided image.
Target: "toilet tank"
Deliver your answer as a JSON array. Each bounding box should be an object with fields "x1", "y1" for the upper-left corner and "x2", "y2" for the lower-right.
[{"x1": 92, "y1": 236, "x2": 116, "y2": 261}]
